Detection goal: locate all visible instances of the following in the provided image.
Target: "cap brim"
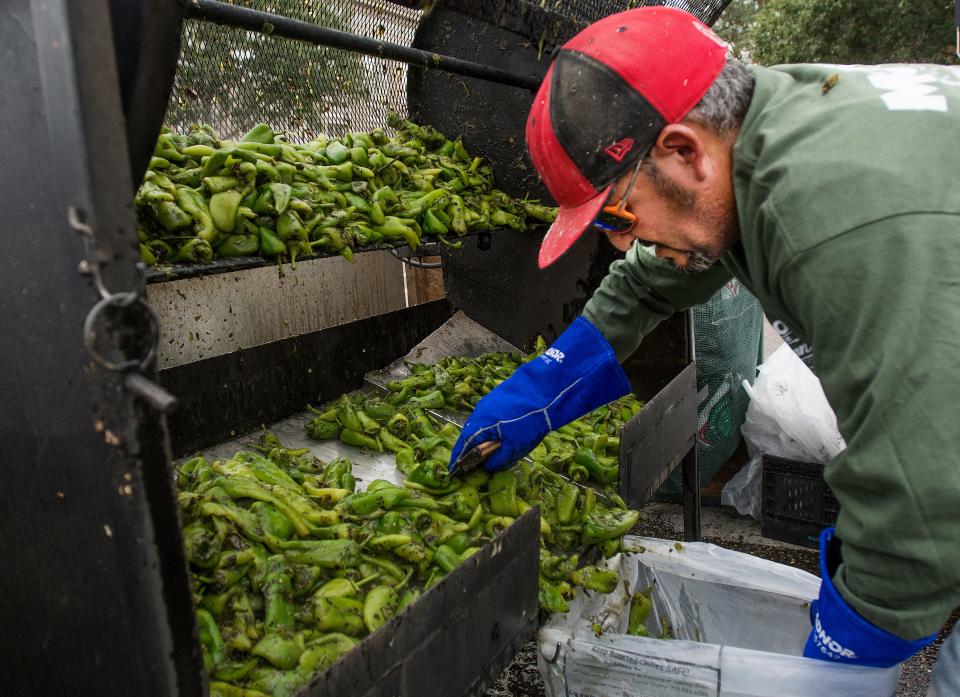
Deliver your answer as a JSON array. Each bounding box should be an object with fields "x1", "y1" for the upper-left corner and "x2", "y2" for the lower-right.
[{"x1": 537, "y1": 184, "x2": 613, "y2": 269}]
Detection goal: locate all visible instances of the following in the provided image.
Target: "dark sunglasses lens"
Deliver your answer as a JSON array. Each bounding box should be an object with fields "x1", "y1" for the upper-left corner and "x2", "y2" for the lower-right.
[{"x1": 592, "y1": 210, "x2": 634, "y2": 233}]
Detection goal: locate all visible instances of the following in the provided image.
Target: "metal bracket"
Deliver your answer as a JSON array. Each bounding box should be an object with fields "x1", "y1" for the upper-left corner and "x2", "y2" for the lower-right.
[
  {"x1": 391, "y1": 241, "x2": 442, "y2": 258},
  {"x1": 390, "y1": 245, "x2": 444, "y2": 269},
  {"x1": 618, "y1": 362, "x2": 699, "y2": 507}
]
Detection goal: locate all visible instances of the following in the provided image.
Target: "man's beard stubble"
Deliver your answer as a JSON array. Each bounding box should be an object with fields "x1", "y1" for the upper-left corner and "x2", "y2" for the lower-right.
[
  {"x1": 685, "y1": 249, "x2": 720, "y2": 273},
  {"x1": 641, "y1": 158, "x2": 739, "y2": 273}
]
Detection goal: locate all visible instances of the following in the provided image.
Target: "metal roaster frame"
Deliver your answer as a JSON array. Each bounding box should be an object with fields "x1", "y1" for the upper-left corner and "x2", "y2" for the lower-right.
[{"x1": 1, "y1": 0, "x2": 721, "y2": 695}]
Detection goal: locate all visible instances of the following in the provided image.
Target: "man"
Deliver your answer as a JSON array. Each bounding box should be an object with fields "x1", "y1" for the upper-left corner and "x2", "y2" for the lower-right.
[{"x1": 449, "y1": 6, "x2": 959, "y2": 689}]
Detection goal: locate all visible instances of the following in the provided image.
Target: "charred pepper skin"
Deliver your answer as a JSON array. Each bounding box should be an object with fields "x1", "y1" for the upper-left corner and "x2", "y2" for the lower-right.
[
  {"x1": 582, "y1": 506, "x2": 640, "y2": 545},
  {"x1": 216, "y1": 233, "x2": 259, "y2": 257},
  {"x1": 433, "y1": 544, "x2": 461, "y2": 574},
  {"x1": 363, "y1": 585, "x2": 399, "y2": 633},
  {"x1": 174, "y1": 237, "x2": 214, "y2": 264},
  {"x1": 570, "y1": 565, "x2": 619, "y2": 593},
  {"x1": 283, "y1": 540, "x2": 362, "y2": 568},
  {"x1": 538, "y1": 576, "x2": 570, "y2": 614},
  {"x1": 488, "y1": 471, "x2": 520, "y2": 517},
  {"x1": 573, "y1": 447, "x2": 619, "y2": 485},
  {"x1": 628, "y1": 588, "x2": 654, "y2": 636},
  {"x1": 336, "y1": 487, "x2": 409, "y2": 517},
  {"x1": 313, "y1": 596, "x2": 366, "y2": 636},
  {"x1": 197, "y1": 607, "x2": 227, "y2": 669},
  {"x1": 251, "y1": 632, "x2": 304, "y2": 670}
]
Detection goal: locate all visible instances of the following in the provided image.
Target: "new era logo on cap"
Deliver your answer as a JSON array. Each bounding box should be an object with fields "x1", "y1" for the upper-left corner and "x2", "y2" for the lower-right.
[
  {"x1": 604, "y1": 138, "x2": 635, "y2": 162},
  {"x1": 525, "y1": 7, "x2": 728, "y2": 268}
]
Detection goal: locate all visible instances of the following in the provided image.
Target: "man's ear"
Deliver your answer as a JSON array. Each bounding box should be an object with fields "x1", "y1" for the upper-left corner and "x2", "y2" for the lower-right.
[{"x1": 650, "y1": 124, "x2": 712, "y2": 184}]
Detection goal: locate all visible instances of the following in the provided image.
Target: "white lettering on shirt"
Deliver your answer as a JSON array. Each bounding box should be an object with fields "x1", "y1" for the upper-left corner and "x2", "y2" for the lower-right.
[{"x1": 824, "y1": 64, "x2": 960, "y2": 112}]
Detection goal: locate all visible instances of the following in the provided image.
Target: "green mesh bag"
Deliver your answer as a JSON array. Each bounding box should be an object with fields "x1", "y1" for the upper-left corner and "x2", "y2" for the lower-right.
[{"x1": 656, "y1": 279, "x2": 763, "y2": 499}]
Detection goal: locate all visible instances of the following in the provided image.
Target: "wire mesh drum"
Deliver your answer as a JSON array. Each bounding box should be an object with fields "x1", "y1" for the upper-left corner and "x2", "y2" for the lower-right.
[
  {"x1": 165, "y1": 0, "x2": 422, "y2": 140},
  {"x1": 545, "y1": 0, "x2": 730, "y2": 27},
  {"x1": 163, "y1": 0, "x2": 730, "y2": 142}
]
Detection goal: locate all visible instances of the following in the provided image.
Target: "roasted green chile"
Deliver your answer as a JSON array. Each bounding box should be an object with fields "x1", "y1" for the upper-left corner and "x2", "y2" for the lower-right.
[{"x1": 137, "y1": 118, "x2": 556, "y2": 266}]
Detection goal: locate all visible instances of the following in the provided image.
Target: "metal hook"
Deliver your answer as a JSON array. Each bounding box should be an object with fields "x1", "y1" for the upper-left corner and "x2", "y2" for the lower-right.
[
  {"x1": 72, "y1": 208, "x2": 173, "y2": 414},
  {"x1": 82, "y1": 292, "x2": 159, "y2": 372}
]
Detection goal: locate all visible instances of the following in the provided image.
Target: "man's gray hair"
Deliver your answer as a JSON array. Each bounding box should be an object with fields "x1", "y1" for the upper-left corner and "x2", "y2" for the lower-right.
[{"x1": 685, "y1": 58, "x2": 755, "y2": 135}]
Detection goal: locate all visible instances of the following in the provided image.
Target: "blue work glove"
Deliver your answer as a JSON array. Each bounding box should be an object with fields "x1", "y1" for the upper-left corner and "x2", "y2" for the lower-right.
[
  {"x1": 803, "y1": 527, "x2": 936, "y2": 668},
  {"x1": 448, "y1": 316, "x2": 631, "y2": 473}
]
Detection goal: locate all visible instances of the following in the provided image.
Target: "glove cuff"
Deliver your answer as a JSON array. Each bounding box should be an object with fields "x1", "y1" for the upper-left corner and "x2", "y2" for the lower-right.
[
  {"x1": 804, "y1": 527, "x2": 937, "y2": 667},
  {"x1": 547, "y1": 317, "x2": 629, "y2": 384},
  {"x1": 541, "y1": 317, "x2": 631, "y2": 415}
]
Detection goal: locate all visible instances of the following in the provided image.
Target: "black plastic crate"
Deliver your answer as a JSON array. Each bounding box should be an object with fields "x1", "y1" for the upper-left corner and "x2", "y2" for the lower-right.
[{"x1": 761, "y1": 455, "x2": 839, "y2": 548}]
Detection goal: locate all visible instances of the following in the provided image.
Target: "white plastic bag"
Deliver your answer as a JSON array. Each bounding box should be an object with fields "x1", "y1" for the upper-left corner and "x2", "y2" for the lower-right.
[
  {"x1": 721, "y1": 345, "x2": 846, "y2": 519},
  {"x1": 538, "y1": 537, "x2": 900, "y2": 697},
  {"x1": 720, "y1": 453, "x2": 764, "y2": 519},
  {"x1": 740, "y1": 344, "x2": 845, "y2": 463}
]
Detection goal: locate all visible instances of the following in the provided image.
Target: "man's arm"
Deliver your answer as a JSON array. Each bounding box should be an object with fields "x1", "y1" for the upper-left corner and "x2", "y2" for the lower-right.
[
  {"x1": 783, "y1": 213, "x2": 960, "y2": 640},
  {"x1": 583, "y1": 243, "x2": 732, "y2": 361},
  {"x1": 449, "y1": 243, "x2": 731, "y2": 473}
]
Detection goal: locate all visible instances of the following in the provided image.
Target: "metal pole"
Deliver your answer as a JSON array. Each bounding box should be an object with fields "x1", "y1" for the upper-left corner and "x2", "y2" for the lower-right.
[
  {"x1": 682, "y1": 309, "x2": 702, "y2": 542},
  {"x1": 184, "y1": 0, "x2": 543, "y2": 91}
]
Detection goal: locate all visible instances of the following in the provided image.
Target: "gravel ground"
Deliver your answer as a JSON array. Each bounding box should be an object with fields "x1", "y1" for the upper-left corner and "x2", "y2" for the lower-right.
[{"x1": 484, "y1": 503, "x2": 956, "y2": 697}]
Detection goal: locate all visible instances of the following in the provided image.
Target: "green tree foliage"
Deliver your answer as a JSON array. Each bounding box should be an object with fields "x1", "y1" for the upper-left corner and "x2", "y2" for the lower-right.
[
  {"x1": 712, "y1": 0, "x2": 760, "y2": 58},
  {"x1": 726, "y1": 0, "x2": 958, "y2": 65}
]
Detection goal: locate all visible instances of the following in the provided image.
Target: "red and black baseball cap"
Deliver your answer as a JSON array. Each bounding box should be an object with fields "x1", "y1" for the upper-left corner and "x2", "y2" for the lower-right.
[{"x1": 526, "y1": 7, "x2": 728, "y2": 269}]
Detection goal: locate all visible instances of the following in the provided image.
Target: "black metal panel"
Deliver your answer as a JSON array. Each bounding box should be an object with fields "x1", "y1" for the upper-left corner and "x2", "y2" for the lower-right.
[
  {"x1": 108, "y1": 0, "x2": 184, "y2": 189},
  {"x1": 443, "y1": 233, "x2": 691, "y2": 398},
  {"x1": 161, "y1": 299, "x2": 455, "y2": 456},
  {"x1": 0, "y1": 1, "x2": 202, "y2": 695},
  {"x1": 306, "y1": 509, "x2": 540, "y2": 697},
  {"x1": 621, "y1": 314, "x2": 692, "y2": 401},
  {"x1": 392, "y1": 0, "x2": 584, "y2": 49},
  {"x1": 440, "y1": 228, "x2": 609, "y2": 350},
  {"x1": 408, "y1": 5, "x2": 551, "y2": 200},
  {"x1": 441, "y1": 223, "x2": 690, "y2": 394},
  {"x1": 619, "y1": 362, "x2": 699, "y2": 508}
]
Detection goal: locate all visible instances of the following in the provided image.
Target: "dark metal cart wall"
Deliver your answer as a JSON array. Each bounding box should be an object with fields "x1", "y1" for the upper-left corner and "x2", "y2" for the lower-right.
[{"x1": 0, "y1": 0, "x2": 728, "y2": 695}]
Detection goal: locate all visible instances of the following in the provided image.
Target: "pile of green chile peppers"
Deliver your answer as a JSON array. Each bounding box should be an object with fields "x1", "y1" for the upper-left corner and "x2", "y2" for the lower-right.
[
  {"x1": 309, "y1": 343, "x2": 643, "y2": 489},
  {"x1": 181, "y1": 428, "x2": 583, "y2": 696},
  {"x1": 304, "y1": 345, "x2": 648, "y2": 621},
  {"x1": 136, "y1": 115, "x2": 557, "y2": 267}
]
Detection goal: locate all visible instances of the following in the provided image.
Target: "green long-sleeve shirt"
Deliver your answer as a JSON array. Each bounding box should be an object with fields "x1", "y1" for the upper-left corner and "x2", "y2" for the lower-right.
[{"x1": 583, "y1": 63, "x2": 960, "y2": 640}]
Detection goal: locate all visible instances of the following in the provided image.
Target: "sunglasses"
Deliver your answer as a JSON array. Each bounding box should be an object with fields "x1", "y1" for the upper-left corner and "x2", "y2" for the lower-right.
[{"x1": 591, "y1": 157, "x2": 645, "y2": 234}]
